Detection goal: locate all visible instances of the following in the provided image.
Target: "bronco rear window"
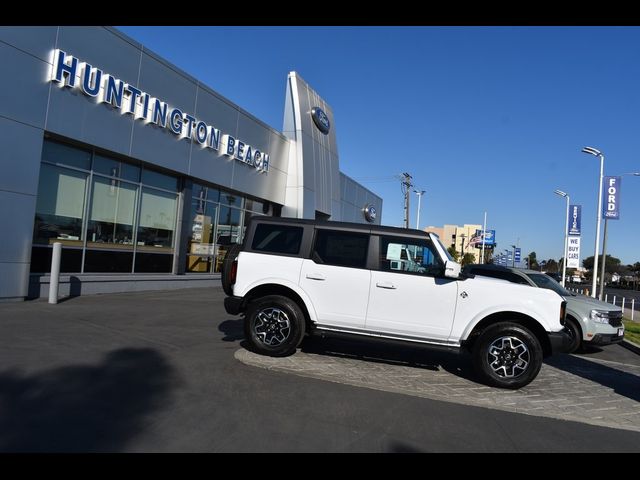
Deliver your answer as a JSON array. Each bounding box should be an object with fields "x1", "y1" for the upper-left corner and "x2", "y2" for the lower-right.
[{"x1": 251, "y1": 223, "x2": 304, "y2": 255}]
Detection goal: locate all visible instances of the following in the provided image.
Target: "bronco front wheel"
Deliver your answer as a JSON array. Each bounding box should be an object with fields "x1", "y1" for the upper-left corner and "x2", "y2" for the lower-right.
[{"x1": 472, "y1": 322, "x2": 543, "y2": 389}]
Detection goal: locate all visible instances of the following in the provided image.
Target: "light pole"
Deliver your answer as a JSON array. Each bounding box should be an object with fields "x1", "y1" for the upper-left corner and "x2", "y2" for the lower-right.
[
  {"x1": 582, "y1": 146, "x2": 604, "y2": 298},
  {"x1": 554, "y1": 189, "x2": 570, "y2": 287},
  {"x1": 414, "y1": 189, "x2": 426, "y2": 230}
]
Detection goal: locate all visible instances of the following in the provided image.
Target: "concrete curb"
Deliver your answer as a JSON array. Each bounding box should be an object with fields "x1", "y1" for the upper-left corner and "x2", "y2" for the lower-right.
[{"x1": 621, "y1": 339, "x2": 640, "y2": 356}]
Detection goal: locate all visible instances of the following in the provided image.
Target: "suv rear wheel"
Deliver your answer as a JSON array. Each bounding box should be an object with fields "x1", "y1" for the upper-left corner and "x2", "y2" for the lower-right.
[
  {"x1": 472, "y1": 322, "x2": 543, "y2": 389},
  {"x1": 244, "y1": 295, "x2": 306, "y2": 357}
]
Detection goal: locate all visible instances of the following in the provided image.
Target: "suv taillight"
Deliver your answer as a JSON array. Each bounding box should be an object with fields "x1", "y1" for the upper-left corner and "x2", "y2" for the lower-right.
[
  {"x1": 560, "y1": 301, "x2": 567, "y2": 326},
  {"x1": 230, "y1": 260, "x2": 238, "y2": 285}
]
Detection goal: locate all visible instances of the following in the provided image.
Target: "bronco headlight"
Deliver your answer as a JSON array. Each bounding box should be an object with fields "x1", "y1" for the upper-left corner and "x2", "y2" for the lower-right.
[{"x1": 590, "y1": 310, "x2": 611, "y2": 324}]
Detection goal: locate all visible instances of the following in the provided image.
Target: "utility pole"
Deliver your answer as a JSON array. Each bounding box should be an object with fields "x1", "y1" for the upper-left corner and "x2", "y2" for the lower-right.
[{"x1": 401, "y1": 172, "x2": 413, "y2": 228}]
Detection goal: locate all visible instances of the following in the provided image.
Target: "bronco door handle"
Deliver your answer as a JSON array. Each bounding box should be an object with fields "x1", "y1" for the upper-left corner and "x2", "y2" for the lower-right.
[
  {"x1": 376, "y1": 282, "x2": 396, "y2": 289},
  {"x1": 306, "y1": 273, "x2": 326, "y2": 281}
]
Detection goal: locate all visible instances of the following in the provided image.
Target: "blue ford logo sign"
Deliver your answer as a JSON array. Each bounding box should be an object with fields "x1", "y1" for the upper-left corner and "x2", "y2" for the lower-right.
[
  {"x1": 363, "y1": 204, "x2": 377, "y2": 223},
  {"x1": 311, "y1": 107, "x2": 330, "y2": 135}
]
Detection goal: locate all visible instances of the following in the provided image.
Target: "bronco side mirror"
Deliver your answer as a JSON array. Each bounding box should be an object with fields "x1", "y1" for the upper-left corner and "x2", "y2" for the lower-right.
[{"x1": 443, "y1": 260, "x2": 462, "y2": 279}]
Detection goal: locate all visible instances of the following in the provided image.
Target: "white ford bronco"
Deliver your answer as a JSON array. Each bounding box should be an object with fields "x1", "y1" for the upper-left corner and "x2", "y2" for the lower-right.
[{"x1": 223, "y1": 217, "x2": 570, "y2": 389}]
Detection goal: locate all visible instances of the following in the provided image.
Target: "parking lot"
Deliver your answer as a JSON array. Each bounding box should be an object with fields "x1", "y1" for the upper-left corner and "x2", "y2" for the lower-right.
[
  {"x1": 238, "y1": 333, "x2": 640, "y2": 433},
  {"x1": 0, "y1": 285, "x2": 639, "y2": 452}
]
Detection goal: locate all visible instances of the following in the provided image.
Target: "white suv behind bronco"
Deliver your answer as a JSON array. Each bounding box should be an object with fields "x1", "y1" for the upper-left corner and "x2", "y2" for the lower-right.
[{"x1": 223, "y1": 217, "x2": 570, "y2": 389}]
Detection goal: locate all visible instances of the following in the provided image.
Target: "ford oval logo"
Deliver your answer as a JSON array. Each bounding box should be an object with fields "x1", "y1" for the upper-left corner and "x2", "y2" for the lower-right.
[
  {"x1": 311, "y1": 107, "x2": 330, "y2": 135},
  {"x1": 363, "y1": 204, "x2": 377, "y2": 223}
]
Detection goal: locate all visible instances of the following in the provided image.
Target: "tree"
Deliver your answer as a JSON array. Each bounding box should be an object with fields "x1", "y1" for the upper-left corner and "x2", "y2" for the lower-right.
[
  {"x1": 447, "y1": 245, "x2": 459, "y2": 262},
  {"x1": 528, "y1": 251, "x2": 539, "y2": 271},
  {"x1": 545, "y1": 259, "x2": 559, "y2": 273},
  {"x1": 628, "y1": 262, "x2": 640, "y2": 289},
  {"x1": 582, "y1": 255, "x2": 621, "y2": 276},
  {"x1": 461, "y1": 252, "x2": 475, "y2": 267}
]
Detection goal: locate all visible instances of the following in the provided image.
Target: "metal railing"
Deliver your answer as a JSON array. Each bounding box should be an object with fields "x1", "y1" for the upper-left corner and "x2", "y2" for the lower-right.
[{"x1": 567, "y1": 287, "x2": 636, "y2": 321}]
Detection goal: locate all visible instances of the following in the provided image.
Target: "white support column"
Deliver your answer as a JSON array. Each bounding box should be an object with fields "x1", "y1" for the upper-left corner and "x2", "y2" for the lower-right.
[{"x1": 48, "y1": 242, "x2": 62, "y2": 304}]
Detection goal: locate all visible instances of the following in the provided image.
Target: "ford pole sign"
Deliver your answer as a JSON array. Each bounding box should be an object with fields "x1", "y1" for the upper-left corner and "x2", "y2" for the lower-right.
[
  {"x1": 311, "y1": 107, "x2": 330, "y2": 135},
  {"x1": 363, "y1": 204, "x2": 377, "y2": 223}
]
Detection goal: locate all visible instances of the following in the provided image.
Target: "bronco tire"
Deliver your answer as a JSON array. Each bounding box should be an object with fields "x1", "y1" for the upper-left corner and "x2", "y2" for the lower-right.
[
  {"x1": 244, "y1": 295, "x2": 306, "y2": 357},
  {"x1": 221, "y1": 243, "x2": 242, "y2": 296},
  {"x1": 472, "y1": 322, "x2": 543, "y2": 389}
]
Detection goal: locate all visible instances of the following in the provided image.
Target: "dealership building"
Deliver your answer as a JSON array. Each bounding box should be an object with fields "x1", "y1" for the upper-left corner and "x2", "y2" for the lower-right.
[{"x1": 0, "y1": 26, "x2": 382, "y2": 301}]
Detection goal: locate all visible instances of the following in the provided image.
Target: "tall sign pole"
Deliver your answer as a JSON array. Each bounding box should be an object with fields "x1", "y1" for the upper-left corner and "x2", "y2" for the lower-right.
[
  {"x1": 481, "y1": 211, "x2": 487, "y2": 264},
  {"x1": 561, "y1": 194, "x2": 569, "y2": 287},
  {"x1": 599, "y1": 176, "x2": 621, "y2": 300},
  {"x1": 566, "y1": 204, "x2": 582, "y2": 283}
]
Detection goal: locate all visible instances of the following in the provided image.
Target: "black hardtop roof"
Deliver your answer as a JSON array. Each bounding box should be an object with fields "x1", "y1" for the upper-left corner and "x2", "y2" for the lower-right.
[{"x1": 246, "y1": 215, "x2": 432, "y2": 239}]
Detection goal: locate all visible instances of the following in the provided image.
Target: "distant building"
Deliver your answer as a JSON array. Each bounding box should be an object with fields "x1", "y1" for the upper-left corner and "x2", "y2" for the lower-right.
[{"x1": 425, "y1": 224, "x2": 482, "y2": 261}]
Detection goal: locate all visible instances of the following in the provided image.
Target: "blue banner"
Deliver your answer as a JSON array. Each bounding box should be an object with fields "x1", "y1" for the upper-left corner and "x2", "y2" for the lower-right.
[
  {"x1": 514, "y1": 248, "x2": 521, "y2": 262},
  {"x1": 474, "y1": 229, "x2": 496, "y2": 247},
  {"x1": 602, "y1": 176, "x2": 621, "y2": 220},
  {"x1": 568, "y1": 204, "x2": 581, "y2": 236}
]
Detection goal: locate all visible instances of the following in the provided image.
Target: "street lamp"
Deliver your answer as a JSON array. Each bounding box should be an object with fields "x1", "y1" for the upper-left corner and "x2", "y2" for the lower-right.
[
  {"x1": 414, "y1": 189, "x2": 426, "y2": 230},
  {"x1": 581, "y1": 146, "x2": 605, "y2": 298},
  {"x1": 554, "y1": 189, "x2": 570, "y2": 287}
]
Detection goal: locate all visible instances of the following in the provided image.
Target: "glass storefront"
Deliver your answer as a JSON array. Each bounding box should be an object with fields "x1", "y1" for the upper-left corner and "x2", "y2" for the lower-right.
[
  {"x1": 31, "y1": 138, "x2": 271, "y2": 275},
  {"x1": 184, "y1": 183, "x2": 265, "y2": 273}
]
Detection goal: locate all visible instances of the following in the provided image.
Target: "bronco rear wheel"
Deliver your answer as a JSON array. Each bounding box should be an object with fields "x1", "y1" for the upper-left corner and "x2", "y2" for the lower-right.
[
  {"x1": 244, "y1": 295, "x2": 306, "y2": 357},
  {"x1": 472, "y1": 322, "x2": 543, "y2": 389}
]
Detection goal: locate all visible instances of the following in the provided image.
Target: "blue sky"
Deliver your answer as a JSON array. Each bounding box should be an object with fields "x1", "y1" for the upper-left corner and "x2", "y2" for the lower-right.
[{"x1": 117, "y1": 26, "x2": 640, "y2": 266}]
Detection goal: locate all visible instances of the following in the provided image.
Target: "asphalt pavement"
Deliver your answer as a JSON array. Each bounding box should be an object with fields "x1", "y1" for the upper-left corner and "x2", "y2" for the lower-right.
[{"x1": 0, "y1": 286, "x2": 639, "y2": 452}]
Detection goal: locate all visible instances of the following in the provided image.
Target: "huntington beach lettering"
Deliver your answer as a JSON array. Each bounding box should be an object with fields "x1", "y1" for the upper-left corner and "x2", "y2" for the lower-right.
[{"x1": 50, "y1": 49, "x2": 270, "y2": 173}]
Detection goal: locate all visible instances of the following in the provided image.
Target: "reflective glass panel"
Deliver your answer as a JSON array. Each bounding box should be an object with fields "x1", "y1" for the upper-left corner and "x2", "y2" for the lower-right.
[
  {"x1": 86, "y1": 176, "x2": 138, "y2": 248},
  {"x1": 136, "y1": 187, "x2": 177, "y2": 250},
  {"x1": 33, "y1": 163, "x2": 87, "y2": 246}
]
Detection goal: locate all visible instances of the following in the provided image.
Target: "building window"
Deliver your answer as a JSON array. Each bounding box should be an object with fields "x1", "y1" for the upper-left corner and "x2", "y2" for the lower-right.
[
  {"x1": 33, "y1": 163, "x2": 88, "y2": 246},
  {"x1": 217, "y1": 205, "x2": 242, "y2": 246},
  {"x1": 30, "y1": 246, "x2": 83, "y2": 274},
  {"x1": 93, "y1": 154, "x2": 141, "y2": 183},
  {"x1": 87, "y1": 176, "x2": 138, "y2": 246},
  {"x1": 42, "y1": 140, "x2": 91, "y2": 170},
  {"x1": 84, "y1": 250, "x2": 134, "y2": 273},
  {"x1": 219, "y1": 192, "x2": 243, "y2": 208},
  {"x1": 136, "y1": 187, "x2": 177, "y2": 251},
  {"x1": 32, "y1": 139, "x2": 179, "y2": 274},
  {"x1": 186, "y1": 199, "x2": 218, "y2": 273}
]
